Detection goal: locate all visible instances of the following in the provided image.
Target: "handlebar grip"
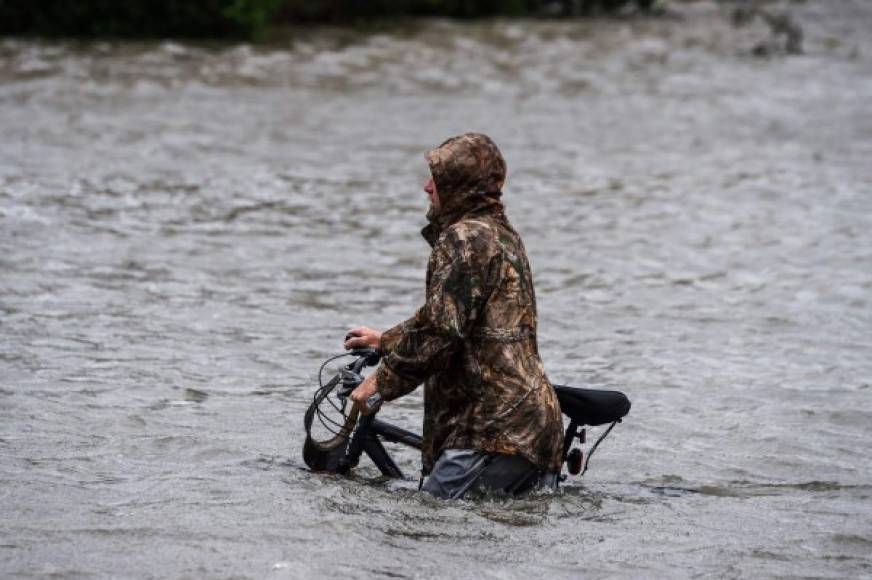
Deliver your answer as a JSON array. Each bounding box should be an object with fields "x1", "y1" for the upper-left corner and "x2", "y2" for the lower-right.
[
  {"x1": 350, "y1": 348, "x2": 381, "y2": 366},
  {"x1": 366, "y1": 393, "x2": 383, "y2": 410}
]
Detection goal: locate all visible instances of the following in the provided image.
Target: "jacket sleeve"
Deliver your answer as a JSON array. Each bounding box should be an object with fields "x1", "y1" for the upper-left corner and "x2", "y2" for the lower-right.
[
  {"x1": 379, "y1": 308, "x2": 424, "y2": 356},
  {"x1": 375, "y1": 227, "x2": 492, "y2": 401}
]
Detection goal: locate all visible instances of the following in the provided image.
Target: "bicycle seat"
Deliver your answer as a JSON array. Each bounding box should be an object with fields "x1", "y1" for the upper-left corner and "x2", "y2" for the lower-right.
[{"x1": 553, "y1": 385, "x2": 631, "y2": 426}]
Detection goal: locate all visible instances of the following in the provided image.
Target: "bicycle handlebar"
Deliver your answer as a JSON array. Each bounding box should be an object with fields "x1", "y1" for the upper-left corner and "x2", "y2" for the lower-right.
[
  {"x1": 349, "y1": 348, "x2": 381, "y2": 368},
  {"x1": 335, "y1": 348, "x2": 383, "y2": 413}
]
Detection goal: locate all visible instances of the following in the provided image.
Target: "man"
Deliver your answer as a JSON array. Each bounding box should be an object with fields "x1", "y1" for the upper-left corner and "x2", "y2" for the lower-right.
[{"x1": 345, "y1": 133, "x2": 563, "y2": 499}]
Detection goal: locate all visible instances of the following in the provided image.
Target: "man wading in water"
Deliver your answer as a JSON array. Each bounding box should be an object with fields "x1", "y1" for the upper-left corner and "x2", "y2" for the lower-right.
[{"x1": 346, "y1": 133, "x2": 563, "y2": 499}]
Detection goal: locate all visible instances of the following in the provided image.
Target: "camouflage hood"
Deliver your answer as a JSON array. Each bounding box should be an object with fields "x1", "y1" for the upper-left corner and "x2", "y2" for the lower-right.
[{"x1": 423, "y1": 133, "x2": 507, "y2": 245}]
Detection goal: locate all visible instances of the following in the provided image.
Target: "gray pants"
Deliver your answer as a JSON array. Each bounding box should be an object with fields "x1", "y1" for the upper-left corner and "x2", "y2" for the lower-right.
[{"x1": 421, "y1": 449, "x2": 559, "y2": 500}]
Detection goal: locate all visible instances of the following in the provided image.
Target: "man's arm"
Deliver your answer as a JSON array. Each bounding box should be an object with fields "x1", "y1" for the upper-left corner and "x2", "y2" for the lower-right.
[
  {"x1": 345, "y1": 311, "x2": 425, "y2": 414},
  {"x1": 345, "y1": 308, "x2": 424, "y2": 355},
  {"x1": 379, "y1": 308, "x2": 424, "y2": 355},
  {"x1": 375, "y1": 227, "x2": 492, "y2": 401}
]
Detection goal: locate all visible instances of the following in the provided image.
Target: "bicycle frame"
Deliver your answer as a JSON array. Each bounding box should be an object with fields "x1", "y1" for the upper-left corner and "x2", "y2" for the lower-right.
[{"x1": 336, "y1": 413, "x2": 421, "y2": 478}]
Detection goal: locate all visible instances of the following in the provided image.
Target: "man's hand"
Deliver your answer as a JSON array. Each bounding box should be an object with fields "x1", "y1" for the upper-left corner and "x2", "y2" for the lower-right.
[
  {"x1": 350, "y1": 373, "x2": 380, "y2": 415},
  {"x1": 344, "y1": 326, "x2": 382, "y2": 351}
]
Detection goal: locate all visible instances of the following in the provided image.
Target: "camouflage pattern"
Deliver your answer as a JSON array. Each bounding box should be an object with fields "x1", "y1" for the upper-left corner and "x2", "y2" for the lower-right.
[{"x1": 375, "y1": 133, "x2": 564, "y2": 474}]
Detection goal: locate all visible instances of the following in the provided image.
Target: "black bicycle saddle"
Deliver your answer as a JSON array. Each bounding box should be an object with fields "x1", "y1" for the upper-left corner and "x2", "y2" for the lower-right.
[{"x1": 553, "y1": 385, "x2": 631, "y2": 426}]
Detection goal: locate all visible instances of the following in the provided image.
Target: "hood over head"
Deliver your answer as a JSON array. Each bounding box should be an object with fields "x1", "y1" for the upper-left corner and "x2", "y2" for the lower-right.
[{"x1": 423, "y1": 133, "x2": 507, "y2": 242}]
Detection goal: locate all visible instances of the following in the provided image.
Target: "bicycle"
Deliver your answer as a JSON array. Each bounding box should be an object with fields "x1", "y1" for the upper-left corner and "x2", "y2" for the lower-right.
[{"x1": 303, "y1": 348, "x2": 631, "y2": 483}]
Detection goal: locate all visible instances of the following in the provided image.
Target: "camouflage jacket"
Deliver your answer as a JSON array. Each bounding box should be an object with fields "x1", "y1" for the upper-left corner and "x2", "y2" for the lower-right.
[{"x1": 374, "y1": 133, "x2": 564, "y2": 474}]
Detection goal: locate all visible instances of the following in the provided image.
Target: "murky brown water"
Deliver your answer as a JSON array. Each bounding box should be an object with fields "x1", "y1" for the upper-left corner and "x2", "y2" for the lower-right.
[{"x1": 2, "y1": 1, "x2": 871, "y2": 577}]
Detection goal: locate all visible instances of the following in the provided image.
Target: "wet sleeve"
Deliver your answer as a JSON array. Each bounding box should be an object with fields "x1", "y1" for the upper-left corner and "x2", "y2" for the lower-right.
[{"x1": 375, "y1": 228, "x2": 491, "y2": 401}]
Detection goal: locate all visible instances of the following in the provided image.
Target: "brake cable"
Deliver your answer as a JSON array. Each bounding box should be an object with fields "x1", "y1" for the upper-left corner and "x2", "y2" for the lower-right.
[
  {"x1": 309, "y1": 353, "x2": 355, "y2": 438},
  {"x1": 581, "y1": 420, "x2": 618, "y2": 476}
]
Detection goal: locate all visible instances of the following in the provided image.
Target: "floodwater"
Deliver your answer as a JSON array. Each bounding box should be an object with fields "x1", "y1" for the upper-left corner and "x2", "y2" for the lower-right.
[{"x1": 2, "y1": 1, "x2": 871, "y2": 577}]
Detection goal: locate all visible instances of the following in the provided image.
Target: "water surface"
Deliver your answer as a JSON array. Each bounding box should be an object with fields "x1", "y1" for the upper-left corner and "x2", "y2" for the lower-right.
[{"x1": 2, "y1": 1, "x2": 871, "y2": 577}]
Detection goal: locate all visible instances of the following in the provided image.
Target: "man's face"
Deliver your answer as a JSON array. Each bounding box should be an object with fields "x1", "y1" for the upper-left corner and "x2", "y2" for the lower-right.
[{"x1": 424, "y1": 177, "x2": 440, "y2": 211}]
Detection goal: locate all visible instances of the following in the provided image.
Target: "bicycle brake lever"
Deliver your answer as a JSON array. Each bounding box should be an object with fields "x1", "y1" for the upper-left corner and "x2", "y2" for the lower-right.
[
  {"x1": 336, "y1": 384, "x2": 352, "y2": 399},
  {"x1": 336, "y1": 370, "x2": 364, "y2": 399}
]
